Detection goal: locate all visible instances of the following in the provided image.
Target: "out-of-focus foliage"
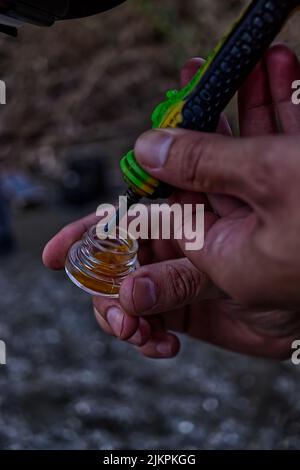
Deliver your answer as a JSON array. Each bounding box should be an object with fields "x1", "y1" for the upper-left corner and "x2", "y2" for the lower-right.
[{"x1": 0, "y1": 0, "x2": 298, "y2": 172}]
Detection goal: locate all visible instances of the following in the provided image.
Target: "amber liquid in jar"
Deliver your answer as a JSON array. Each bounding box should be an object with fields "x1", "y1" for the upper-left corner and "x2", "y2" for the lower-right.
[{"x1": 65, "y1": 225, "x2": 139, "y2": 297}]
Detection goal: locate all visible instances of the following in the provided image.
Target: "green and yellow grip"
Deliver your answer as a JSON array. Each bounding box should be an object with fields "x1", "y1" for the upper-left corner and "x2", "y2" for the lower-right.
[{"x1": 120, "y1": 0, "x2": 300, "y2": 201}]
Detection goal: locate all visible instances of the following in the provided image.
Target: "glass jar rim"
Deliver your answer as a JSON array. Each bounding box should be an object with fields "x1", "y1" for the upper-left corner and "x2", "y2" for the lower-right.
[{"x1": 86, "y1": 224, "x2": 139, "y2": 256}]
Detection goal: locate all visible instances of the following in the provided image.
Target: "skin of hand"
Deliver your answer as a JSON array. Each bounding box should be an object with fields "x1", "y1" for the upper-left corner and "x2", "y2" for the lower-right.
[{"x1": 43, "y1": 44, "x2": 300, "y2": 361}]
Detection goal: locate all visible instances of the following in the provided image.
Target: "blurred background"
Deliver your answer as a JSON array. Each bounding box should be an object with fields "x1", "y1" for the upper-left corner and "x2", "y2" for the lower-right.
[{"x1": 0, "y1": 0, "x2": 300, "y2": 450}]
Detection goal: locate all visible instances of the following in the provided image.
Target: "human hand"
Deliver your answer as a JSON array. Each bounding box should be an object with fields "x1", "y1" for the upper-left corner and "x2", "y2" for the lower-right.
[
  {"x1": 135, "y1": 44, "x2": 300, "y2": 309},
  {"x1": 44, "y1": 45, "x2": 300, "y2": 360},
  {"x1": 125, "y1": 44, "x2": 300, "y2": 359},
  {"x1": 43, "y1": 58, "x2": 225, "y2": 359}
]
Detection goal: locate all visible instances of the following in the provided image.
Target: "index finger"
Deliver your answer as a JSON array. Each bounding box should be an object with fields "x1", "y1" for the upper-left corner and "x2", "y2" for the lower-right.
[{"x1": 42, "y1": 213, "x2": 100, "y2": 270}]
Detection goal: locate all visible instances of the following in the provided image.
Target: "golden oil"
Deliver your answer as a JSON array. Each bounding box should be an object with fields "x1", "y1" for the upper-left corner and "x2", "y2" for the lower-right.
[{"x1": 65, "y1": 225, "x2": 139, "y2": 297}]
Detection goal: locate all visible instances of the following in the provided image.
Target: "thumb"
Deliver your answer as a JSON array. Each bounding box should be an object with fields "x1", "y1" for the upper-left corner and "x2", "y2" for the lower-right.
[
  {"x1": 135, "y1": 129, "x2": 267, "y2": 205},
  {"x1": 119, "y1": 258, "x2": 220, "y2": 317}
]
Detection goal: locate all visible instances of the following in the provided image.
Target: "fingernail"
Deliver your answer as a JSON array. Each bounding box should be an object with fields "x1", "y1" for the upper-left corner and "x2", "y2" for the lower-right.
[
  {"x1": 128, "y1": 329, "x2": 142, "y2": 346},
  {"x1": 156, "y1": 342, "x2": 172, "y2": 356},
  {"x1": 106, "y1": 307, "x2": 124, "y2": 337},
  {"x1": 133, "y1": 277, "x2": 157, "y2": 313},
  {"x1": 136, "y1": 130, "x2": 174, "y2": 168}
]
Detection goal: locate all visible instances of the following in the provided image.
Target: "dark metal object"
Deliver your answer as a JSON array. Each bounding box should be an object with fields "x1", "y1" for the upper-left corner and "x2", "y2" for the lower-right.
[{"x1": 0, "y1": 1, "x2": 126, "y2": 35}]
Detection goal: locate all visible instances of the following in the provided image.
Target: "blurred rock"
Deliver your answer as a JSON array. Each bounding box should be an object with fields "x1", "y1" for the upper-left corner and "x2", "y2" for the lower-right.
[
  {"x1": 60, "y1": 153, "x2": 109, "y2": 205},
  {"x1": 0, "y1": 171, "x2": 45, "y2": 209}
]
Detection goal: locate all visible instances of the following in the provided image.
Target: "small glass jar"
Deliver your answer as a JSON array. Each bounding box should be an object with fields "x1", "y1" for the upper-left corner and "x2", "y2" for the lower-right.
[{"x1": 65, "y1": 225, "x2": 139, "y2": 298}]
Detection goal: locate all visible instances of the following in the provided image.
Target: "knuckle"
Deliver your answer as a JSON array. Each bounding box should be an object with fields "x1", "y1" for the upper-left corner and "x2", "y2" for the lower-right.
[
  {"x1": 164, "y1": 262, "x2": 202, "y2": 304},
  {"x1": 254, "y1": 310, "x2": 300, "y2": 338}
]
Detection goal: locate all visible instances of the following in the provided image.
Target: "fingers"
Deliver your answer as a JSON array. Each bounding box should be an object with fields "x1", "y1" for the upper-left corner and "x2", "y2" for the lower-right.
[
  {"x1": 93, "y1": 300, "x2": 180, "y2": 359},
  {"x1": 180, "y1": 57, "x2": 204, "y2": 87},
  {"x1": 119, "y1": 257, "x2": 220, "y2": 317},
  {"x1": 135, "y1": 128, "x2": 274, "y2": 205},
  {"x1": 180, "y1": 57, "x2": 232, "y2": 137},
  {"x1": 137, "y1": 330, "x2": 180, "y2": 359},
  {"x1": 181, "y1": 48, "x2": 300, "y2": 138},
  {"x1": 93, "y1": 299, "x2": 151, "y2": 346},
  {"x1": 265, "y1": 44, "x2": 300, "y2": 134},
  {"x1": 238, "y1": 59, "x2": 277, "y2": 136},
  {"x1": 43, "y1": 213, "x2": 100, "y2": 270}
]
